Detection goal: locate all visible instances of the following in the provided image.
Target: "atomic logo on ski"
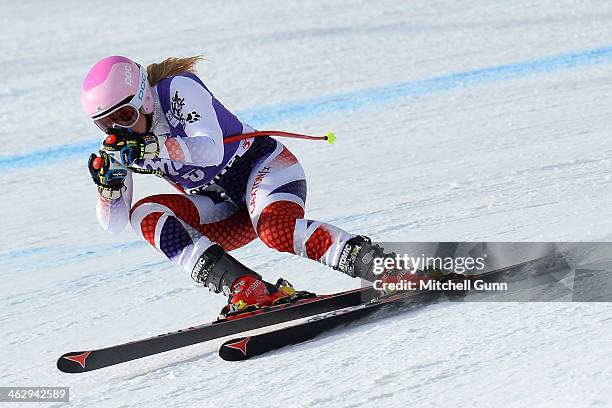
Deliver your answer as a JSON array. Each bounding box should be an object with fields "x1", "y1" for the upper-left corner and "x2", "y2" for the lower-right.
[
  {"x1": 223, "y1": 337, "x2": 251, "y2": 356},
  {"x1": 63, "y1": 351, "x2": 92, "y2": 368}
]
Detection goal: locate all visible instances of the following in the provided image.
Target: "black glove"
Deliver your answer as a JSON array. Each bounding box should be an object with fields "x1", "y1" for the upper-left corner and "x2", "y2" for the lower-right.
[
  {"x1": 101, "y1": 127, "x2": 159, "y2": 167},
  {"x1": 88, "y1": 150, "x2": 128, "y2": 199}
]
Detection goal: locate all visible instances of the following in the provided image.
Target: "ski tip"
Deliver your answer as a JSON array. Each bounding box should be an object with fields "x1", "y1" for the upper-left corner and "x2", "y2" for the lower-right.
[
  {"x1": 325, "y1": 132, "x2": 336, "y2": 144},
  {"x1": 57, "y1": 351, "x2": 92, "y2": 373},
  {"x1": 219, "y1": 336, "x2": 252, "y2": 362}
]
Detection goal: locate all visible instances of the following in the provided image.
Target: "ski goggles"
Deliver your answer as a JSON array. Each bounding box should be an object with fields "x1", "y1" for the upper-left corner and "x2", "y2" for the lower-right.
[
  {"x1": 92, "y1": 102, "x2": 140, "y2": 131},
  {"x1": 91, "y1": 64, "x2": 148, "y2": 131}
]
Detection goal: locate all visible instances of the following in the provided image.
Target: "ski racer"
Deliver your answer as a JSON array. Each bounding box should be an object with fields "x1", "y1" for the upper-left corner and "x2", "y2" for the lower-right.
[{"x1": 82, "y1": 55, "x2": 403, "y2": 316}]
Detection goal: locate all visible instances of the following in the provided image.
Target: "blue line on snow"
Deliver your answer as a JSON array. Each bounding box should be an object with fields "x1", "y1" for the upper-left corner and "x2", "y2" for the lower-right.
[
  {"x1": 0, "y1": 241, "x2": 146, "y2": 271},
  {"x1": 1, "y1": 45, "x2": 612, "y2": 172}
]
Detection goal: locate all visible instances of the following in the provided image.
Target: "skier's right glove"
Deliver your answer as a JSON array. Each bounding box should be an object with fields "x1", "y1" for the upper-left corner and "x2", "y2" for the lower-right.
[{"x1": 88, "y1": 150, "x2": 128, "y2": 199}]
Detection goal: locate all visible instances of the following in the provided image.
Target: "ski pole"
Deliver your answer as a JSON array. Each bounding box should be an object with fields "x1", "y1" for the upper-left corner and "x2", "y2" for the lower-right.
[
  {"x1": 224, "y1": 130, "x2": 336, "y2": 145},
  {"x1": 126, "y1": 130, "x2": 336, "y2": 176}
]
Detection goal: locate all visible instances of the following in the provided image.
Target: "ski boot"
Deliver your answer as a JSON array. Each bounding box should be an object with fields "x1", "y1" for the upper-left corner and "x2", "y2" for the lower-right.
[
  {"x1": 336, "y1": 236, "x2": 415, "y2": 280},
  {"x1": 336, "y1": 236, "x2": 449, "y2": 295},
  {"x1": 191, "y1": 244, "x2": 314, "y2": 319},
  {"x1": 221, "y1": 276, "x2": 300, "y2": 318}
]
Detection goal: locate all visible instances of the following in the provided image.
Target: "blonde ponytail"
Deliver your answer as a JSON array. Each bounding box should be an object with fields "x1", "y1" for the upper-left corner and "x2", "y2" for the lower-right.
[{"x1": 146, "y1": 56, "x2": 204, "y2": 86}]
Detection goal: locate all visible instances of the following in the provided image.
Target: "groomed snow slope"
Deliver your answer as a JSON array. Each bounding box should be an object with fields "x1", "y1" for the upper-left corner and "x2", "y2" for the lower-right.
[{"x1": 2, "y1": 1, "x2": 612, "y2": 406}]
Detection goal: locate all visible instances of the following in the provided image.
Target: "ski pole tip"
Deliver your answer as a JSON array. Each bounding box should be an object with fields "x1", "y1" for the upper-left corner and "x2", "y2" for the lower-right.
[{"x1": 325, "y1": 132, "x2": 336, "y2": 144}]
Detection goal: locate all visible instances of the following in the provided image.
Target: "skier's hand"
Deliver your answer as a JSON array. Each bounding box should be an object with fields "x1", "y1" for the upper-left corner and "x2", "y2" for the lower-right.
[
  {"x1": 88, "y1": 150, "x2": 128, "y2": 199},
  {"x1": 101, "y1": 127, "x2": 159, "y2": 167}
]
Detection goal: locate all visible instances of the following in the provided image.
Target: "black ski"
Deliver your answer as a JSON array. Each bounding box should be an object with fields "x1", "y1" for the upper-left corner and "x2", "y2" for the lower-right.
[
  {"x1": 57, "y1": 286, "x2": 375, "y2": 373},
  {"x1": 219, "y1": 255, "x2": 571, "y2": 361},
  {"x1": 219, "y1": 290, "x2": 439, "y2": 361}
]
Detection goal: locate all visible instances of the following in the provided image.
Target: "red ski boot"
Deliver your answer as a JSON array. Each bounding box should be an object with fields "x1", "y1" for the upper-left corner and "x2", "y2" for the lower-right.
[
  {"x1": 190, "y1": 244, "x2": 311, "y2": 318},
  {"x1": 221, "y1": 276, "x2": 298, "y2": 317}
]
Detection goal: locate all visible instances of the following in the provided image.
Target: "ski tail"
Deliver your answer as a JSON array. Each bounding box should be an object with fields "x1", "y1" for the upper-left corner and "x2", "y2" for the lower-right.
[{"x1": 57, "y1": 351, "x2": 93, "y2": 374}]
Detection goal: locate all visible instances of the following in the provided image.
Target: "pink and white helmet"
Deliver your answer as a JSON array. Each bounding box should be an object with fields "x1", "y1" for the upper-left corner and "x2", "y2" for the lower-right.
[{"x1": 81, "y1": 56, "x2": 155, "y2": 130}]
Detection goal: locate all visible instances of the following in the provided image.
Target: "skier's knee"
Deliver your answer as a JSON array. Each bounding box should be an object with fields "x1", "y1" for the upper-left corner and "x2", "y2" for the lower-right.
[
  {"x1": 256, "y1": 201, "x2": 304, "y2": 253},
  {"x1": 129, "y1": 194, "x2": 176, "y2": 240},
  {"x1": 130, "y1": 194, "x2": 171, "y2": 217}
]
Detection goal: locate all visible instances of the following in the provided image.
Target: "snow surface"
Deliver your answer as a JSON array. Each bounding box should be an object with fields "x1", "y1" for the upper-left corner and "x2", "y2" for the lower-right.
[{"x1": 2, "y1": 0, "x2": 612, "y2": 406}]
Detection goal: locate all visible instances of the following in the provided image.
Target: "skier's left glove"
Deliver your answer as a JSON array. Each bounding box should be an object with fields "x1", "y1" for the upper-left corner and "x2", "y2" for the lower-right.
[{"x1": 101, "y1": 127, "x2": 159, "y2": 167}]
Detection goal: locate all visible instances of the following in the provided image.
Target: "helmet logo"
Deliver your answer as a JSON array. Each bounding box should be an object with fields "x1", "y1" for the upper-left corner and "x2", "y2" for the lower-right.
[
  {"x1": 138, "y1": 71, "x2": 146, "y2": 99},
  {"x1": 124, "y1": 65, "x2": 133, "y2": 86}
]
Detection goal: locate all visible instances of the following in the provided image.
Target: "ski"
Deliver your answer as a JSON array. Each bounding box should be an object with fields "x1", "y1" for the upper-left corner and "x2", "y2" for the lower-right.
[
  {"x1": 219, "y1": 290, "x2": 439, "y2": 361},
  {"x1": 219, "y1": 255, "x2": 571, "y2": 361},
  {"x1": 57, "y1": 286, "x2": 375, "y2": 373}
]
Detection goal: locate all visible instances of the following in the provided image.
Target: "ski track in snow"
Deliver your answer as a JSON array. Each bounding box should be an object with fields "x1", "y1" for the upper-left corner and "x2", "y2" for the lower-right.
[{"x1": 2, "y1": 0, "x2": 612, "y2": 407}]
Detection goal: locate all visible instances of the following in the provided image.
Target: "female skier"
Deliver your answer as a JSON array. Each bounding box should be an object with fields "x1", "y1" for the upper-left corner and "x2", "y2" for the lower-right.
[{"x1": 83, "y1": 55, "x2": 394, "y2": 316}]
